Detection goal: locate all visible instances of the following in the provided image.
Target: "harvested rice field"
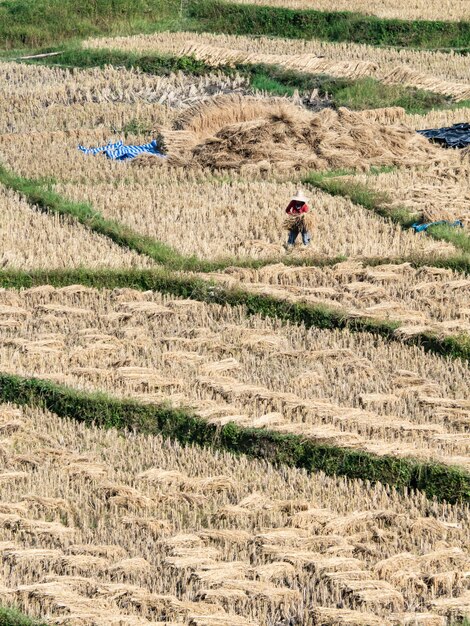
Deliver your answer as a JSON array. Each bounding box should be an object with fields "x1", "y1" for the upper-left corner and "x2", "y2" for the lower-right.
[
  {"x1": 84, "y1": 32, "x2": 470, "y2": 100},
  {"x1": 347, "y1": 165, "x2": 470, "y2": 224},
  {"x1": 0, "y1": 143, "x2": 455, "y2": 260},
  {"x1": 0, "y1": 185, "x2": 155, "y2": 270},
  {"x1": 0, "y1": 287, "x2": 469, "y2": 471},
  {"x1": 0, "y1": 62, "x2": 249, "y2": 134},
  {"x1": 1, "y1": 4, "x2": 470, "y2": 623},
  {"x1": 0, "y1": 88, "x2": 459, "y2": 262},
  {"x1": 223, "y1": 0, "x2": 470, "y2": 21},
  {"x1": 0, "y1": 402, "x2": 468, "y2": 625},
  {"x1": 205, "y1": 260, "x2": 470, "y2": 335}
]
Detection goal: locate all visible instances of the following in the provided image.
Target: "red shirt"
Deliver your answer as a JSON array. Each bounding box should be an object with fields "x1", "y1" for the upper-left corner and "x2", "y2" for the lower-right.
[{"x1": 286, "y1": 200, "x2": 309, "y2": 215}]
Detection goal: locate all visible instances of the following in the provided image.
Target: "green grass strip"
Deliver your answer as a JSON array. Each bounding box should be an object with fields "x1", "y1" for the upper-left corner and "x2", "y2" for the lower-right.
[
  {"x1": 2, "y1": 163, "x2": 470, "y2": 275},
  {"x1": 1, "y1": 372, "x2": 469, "y2": 503},
  {"x1": 20, "y1": 47, "x2": 470, "y2": 115},
  {"x1": 304, "y1": 171, "x2": 470, "y2": 256},
  {"x1": 189, "y1": 0, "x2": 470, "y2": 50},
  {"x1": 0, "y1": 0, "x2": 185, "y2": 49},
  {"x1": 0, "y1": 606, "x2": 45, "y2": 626},
  {"x1": 2, "y1": 0, "x2": 470, "y2": 52},
  {"x1": 0, "y1": 164, "x2": 219, "y2": 272},
  {"x1": 0, "y1": 267, "x2": 469, "y2": 364}
]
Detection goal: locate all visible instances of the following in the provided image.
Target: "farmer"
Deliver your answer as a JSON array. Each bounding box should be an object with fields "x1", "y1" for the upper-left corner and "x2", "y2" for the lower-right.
[{"x1": 284, "y1": 189, "x2": 311, "y2": 250}]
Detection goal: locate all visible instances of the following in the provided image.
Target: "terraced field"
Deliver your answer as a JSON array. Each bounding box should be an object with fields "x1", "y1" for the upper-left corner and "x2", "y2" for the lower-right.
[
  {"x1": 0, "y1": 1, "x2": 469, "y2": 624},
  {"x1": 0, "y1": 403, "x2": 468, "y2": 625},
  {"x1": 84, "y1": 32, "x2": 470, "y2": 100},
  {"x1": 221, "y1": 0, "x2": 470, "y2": 21}
]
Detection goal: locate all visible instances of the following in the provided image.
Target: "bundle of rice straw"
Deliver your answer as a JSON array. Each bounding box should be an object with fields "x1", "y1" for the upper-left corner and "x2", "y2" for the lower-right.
[{"x1": 283, "y1": 214, "x2": 315, "y2": 232}]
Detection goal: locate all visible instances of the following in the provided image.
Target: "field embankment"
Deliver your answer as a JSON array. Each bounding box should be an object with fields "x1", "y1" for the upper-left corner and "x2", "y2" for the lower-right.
[
  {"x1": 187, "y1": 0, "x2": 470, "y2": 49},
  {"x1": 210, "y1": 0, "x2": 470, "y2": 22}
]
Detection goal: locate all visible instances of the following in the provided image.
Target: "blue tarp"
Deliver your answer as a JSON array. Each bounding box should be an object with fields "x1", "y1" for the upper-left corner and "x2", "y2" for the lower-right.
[
  {"x1": 78, "y1": 139, "x2": 165, "y2": 160},
  {"x1": 412, "y1": 220, "x2": 464, "y2": 233},
  {"x1": 417, "y1": 123, "x2": 470, "y2": 149}
]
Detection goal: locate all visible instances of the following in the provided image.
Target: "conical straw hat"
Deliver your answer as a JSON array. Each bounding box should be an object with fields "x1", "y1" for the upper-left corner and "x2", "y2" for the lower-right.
[{"x1": 291, "y1": 188, "x2": 309, "y2": 203}]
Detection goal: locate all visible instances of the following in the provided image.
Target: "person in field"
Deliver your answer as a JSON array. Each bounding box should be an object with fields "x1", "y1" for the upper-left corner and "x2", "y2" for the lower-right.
[{"x1": 284, "y1": 189, "x2": 311, "y2": 250}]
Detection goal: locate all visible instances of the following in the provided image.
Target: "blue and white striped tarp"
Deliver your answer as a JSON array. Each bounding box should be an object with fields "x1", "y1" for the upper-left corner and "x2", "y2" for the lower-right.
[
  {"x1": 78, "y1": 139, "x2": 165, "y2": 160},
  {"x1": 412, "y1": 220, "x2": 463, "y2": 233}
]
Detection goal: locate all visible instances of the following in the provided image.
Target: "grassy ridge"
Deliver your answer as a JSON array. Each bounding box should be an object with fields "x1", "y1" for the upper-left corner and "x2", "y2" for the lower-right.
[
  {"x1": 21, "y1": 47, "x2": 469, "y2": 115},
  {"x1": 0, "y1": 0, "x2": 183, "y2": 49},
  {"x1": 189, "y1": 0, "x2": 470, "y2": 49},
  {"x1": 1, "y1": 372, "x2": 469, "y2": 503},
  {"x1": 0, "y1": 267, "x2": 469, "y2": 364},
  {"x1": 304, "y1": 171, "x2": 470, "y2": 255},
  {"x1": 2, "y1": 0, "x2": 470, "y2": 50},
  {"x1": 0, "y1": 606, "x2": 45, "y2": 625}
]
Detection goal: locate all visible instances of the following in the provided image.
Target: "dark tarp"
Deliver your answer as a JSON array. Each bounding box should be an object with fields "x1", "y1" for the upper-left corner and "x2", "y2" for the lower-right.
[{"x1": 417, "y1": 123, "x2": 470, "y2": 148}]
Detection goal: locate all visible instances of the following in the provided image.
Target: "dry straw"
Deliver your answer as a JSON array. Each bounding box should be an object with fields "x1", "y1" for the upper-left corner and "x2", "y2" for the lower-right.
[
  {"x1": 211, "y1": 260, "x2": 470, "y2": 336},
  {"x1": 351, "y1": 163, "x2": 470, "y2": 223},
  {"x1": 0, "y1": 62, "x2": 250, "y2": 134},
  {"x1": 84, "y1": 32, "x2": 470, "y2": 100},
  {"x1": 0, "y1": 402, "x2": 467, "y2": 625},
  {"x1": 0, "y1": 287, "x2": 468, "y2": 471},
  {"x1": 0, "y1": 184, "x2": 155, "y2": 270},
  {"x1": 2, "y1": 139, "x2": 453, "y2": 261},
  {"x1": 172, "y1": 97, "x2": 443, "y2": 171}
]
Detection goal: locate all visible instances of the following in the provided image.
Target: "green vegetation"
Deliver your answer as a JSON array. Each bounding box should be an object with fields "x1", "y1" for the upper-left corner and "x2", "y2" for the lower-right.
[
  {"x1": 0, "y1": 606, "x2": 45, "y2": 626},
  {"x1": 0, "y1": 164, "x2": 201, "y2": 271},
  {"x1": 22, "y1": 47, "x2": 470, "y2": 115},
  {"x1": 427, "y1": 222, "x2": 470, "y2": 255},
  {"x1": 1, "y1": 372, "x2": 468, "y2": 503},
  {"x1": 304, "y1": 170, "x2": 470, "y2": 255},
  {"x1": 0, "y1": 0, "x2": 188, "y2": 49},
  {"x1": 189, "y1": 0, "x2": 470, "y2": 50},
  {"x1": 2, "y1": 0, "x2": 470, "y2": 51},
  {"x1": 328, "y1": 76, "x2": 462, "y2": 114},
  {"x1": 0, "y1": 267, "x2": 469, "y2": 364},
  {"x1": 26, "y1": 47, "x2": 212, "y2": 76}
]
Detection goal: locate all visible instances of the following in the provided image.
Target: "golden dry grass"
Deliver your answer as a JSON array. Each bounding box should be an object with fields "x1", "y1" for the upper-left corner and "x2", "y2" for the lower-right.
[
  {"x1": 173, "y1": 98, "x2": 443, "y2": 171},
  {"x1": 84, "y1": 32, "x2": 470, "y2": 100},
  {"x1": 350, "y1": 163, "x2": 470, "y2": 223},
  {"x1": 0, "y1": 288, "x2": 468, "y2": 471},
  {"x1": 0, "y1": 402, "x2": 467, "y2": 625},
  {"x1": 360, "y1": 106, "x2": 470, "y2": 135},
  {"x1": 0, "y1": 184, "x2": 155, "y2": 270},
  {"x1": 0, "y1": 62, "x2": 249, "y2": 134},
  {"x1": 0, "y1": 124, "x2": 456, "y2": 262},
  {"x1": 0, "y1": 64, "x2": 461, "y2": 263},
  {"x1": 205, "y1": 260, "x2": 470, "y2": 334},
  {"x1": 47, "y1": 177, "x2": 460, "y2": 261},
  {"x1": 220, "y1": 0, "x2": 470, "y2": 21}
]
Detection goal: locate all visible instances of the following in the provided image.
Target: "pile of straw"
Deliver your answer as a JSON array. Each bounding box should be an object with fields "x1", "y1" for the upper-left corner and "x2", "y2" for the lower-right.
[{"x1": 165, "y1": 96, "x2": 442, "y2": 172}]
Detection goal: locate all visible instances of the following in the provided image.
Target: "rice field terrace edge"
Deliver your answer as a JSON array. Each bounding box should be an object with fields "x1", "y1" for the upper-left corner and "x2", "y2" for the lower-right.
[
  {"x1": 2, "y1": 0, "x2": 470, "y2": 51},
  {"x1": 17, "y1": 47, "x2": 470, "y2": 116},
  {"x1": 187, "y1": 0, "x2": 470, "y2": 50},
  {"x1": 0, "y1": 267, "x2": 469, "y2": 364},
  {"x1": 1, "y1": 164, "x2": 469, "y2": 275},
  {"x1": 0, "y1": 372, "x2": 468, "y2": 504},
  {"x1": 218, "y1": 0, "x2": 470, "y2": 23},
  {"x1": 304, "y1": 171, "x2": 470, "y2": 256}
]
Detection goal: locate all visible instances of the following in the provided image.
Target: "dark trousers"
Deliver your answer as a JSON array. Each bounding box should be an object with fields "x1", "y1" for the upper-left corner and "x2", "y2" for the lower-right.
[{"x1": 288, "y1": 226, "x2": 311, "y2": 245}]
